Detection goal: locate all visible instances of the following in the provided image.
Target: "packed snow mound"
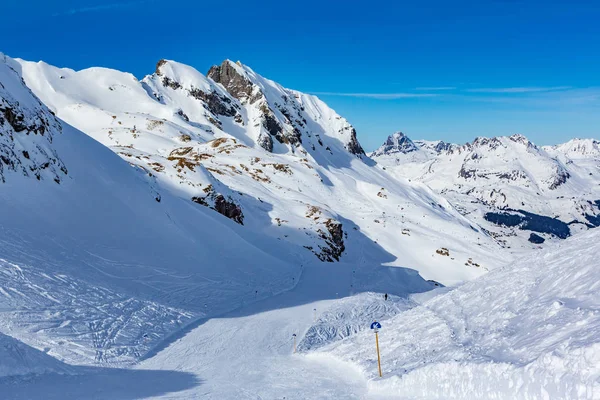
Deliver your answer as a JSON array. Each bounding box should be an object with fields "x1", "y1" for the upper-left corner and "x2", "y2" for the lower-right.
[
  {"x1": 372, "y1": 132, "x2": 600, "y2": 250},
  {"x1": 318, "y1": 228, "x2": 600, "y2": 399},
  {"x1": 0, "y1": 332, "x2": 70, "y2": 378}
]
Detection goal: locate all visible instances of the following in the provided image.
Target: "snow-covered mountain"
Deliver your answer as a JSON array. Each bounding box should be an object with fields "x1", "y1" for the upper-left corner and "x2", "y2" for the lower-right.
[
  {"x1": 0, "y1": 52, "x2": 515, "y2": 375},
  {"x1": 545, "y1": 138, "x2": 600, "y2": 159},
  {"x1": 1, "y1": 52, "x2": 599, "y2": 399},
  {"x1": 10, "y1": 55, "x2": 510, "y2": 282},
  {"x1": 0, "y1": 60, "x2": 67, "y2": 184},
  {"x1": 371, "y1": 132, "x2": 600, "y2": 249},
  {"x1": 0, "y1": 54, "x2": 301, "y2": 366}
]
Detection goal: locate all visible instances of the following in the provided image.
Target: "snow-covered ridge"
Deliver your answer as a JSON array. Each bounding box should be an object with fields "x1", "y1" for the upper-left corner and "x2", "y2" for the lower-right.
[
  {"x1": 544, "y1": 138, "x2": 600, "y2": 159},
  {"x1": 0, "y1": 54, "x2": 303, "y2": 368}
]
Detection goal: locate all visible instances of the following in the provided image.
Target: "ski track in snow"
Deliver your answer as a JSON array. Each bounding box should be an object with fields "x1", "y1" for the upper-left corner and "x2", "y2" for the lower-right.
[
  {"x1": 7, "y1": 226, "x2": 599, "y2": 399},
  {"x1": 0, "y1": 256, "x2": 421, "y2": 399}
]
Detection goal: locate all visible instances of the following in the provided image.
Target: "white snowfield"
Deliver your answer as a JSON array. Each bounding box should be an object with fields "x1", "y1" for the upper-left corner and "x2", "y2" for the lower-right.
[
  {"x1": 1, "y1": 50, "x2": 599, "y2": 399},
  {"x1": 320, "y1": 228, "x2": 600, "y2": 399}
]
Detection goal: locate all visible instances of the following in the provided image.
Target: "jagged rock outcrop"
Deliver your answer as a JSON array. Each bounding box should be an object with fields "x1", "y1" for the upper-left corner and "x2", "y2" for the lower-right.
[
  {"x1": 345, "y1": 127, "x2": 365, "y2": 156},
  {"x1": 0, "y1": 59, "x2": 67, "y2": 183},
  {"x1": 153, "y1": 59, "x2": 240, "y2": 121},
  {"x1": 188, "y1": 87, "x2": 238, "y2": 118},
  {"x1": 207, "y1": 60, "x2": 364, "y2": 156},
  {"x1": 208, "y1": 60, "x2": 300, "y2": 150},
  {"x1": 371, "y1": 132, "x2": 418, "y2": 157},
  {"x1": 207, "y1": 61, "x2": 259, "y2": 103},
  {"x1": 316, "y1": 219, "x2": 345, "y2": 262},
  {"x1": 192, "y1": 184, "x2": 244, "y2": 225},
  {"x1": 528, "y1": 233, "x2": 545, "y2": 244}
]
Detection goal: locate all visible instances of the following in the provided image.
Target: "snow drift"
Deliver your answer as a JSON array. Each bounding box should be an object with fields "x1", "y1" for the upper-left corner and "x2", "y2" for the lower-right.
[{"x1": 318, "y1": 228, "x2": 600, "y2": 398}]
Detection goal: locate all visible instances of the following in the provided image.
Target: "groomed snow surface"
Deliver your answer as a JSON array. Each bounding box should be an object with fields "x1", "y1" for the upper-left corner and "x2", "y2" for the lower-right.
[{"x1": 2, "y1": 230, "x2": 599, "y2": 399}]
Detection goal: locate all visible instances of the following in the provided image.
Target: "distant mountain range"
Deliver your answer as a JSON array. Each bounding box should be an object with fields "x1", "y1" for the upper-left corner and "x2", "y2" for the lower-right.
[{"x1": 370, "y1": 132, "x2": 600, "y2": 248}]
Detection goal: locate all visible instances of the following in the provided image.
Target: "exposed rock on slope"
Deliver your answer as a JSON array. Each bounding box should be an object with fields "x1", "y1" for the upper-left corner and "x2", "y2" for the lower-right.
[
  {"x1": 208, "y1": 59, "x2": 365, "y2": 156},
  {"x1": 192, "y1": 183, "x2": 244, "y2": 225},
  {"x1": 0, "y1": 57, "x2": 67, "y2": 183}
]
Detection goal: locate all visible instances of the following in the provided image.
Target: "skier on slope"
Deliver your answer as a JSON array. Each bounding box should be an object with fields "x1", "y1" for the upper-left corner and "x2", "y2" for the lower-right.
[{"x1": 384, "y1": 293, "x2": 388, "y2": 301}]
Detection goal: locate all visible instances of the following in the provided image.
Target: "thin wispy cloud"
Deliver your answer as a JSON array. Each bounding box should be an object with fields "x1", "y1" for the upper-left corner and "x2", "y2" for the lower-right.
[
  {"x1": 415, "y1": 86, "x2": 457, "y2": 91},
  {"x1": 52, "y1": 0, "x2": 156, "y2": 17},
  {"x1": 456, "y1": 87, "x2": 600, "y2": 107},
  {"x1": 311, "y1": 92, "x2": 439, "y2": 99},
  {"x1": 466, "y1": 86, "x2": 572, "y2": 94}
]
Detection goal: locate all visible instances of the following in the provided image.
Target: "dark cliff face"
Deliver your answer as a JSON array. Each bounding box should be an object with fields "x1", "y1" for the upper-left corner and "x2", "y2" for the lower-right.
[
  {"x1": 0, "y1": 63, "x2": 68, "y2": 183},
  {"x1": 207, "y1": 61, "x2": 260, "y2": 104},
  {"x1": 188, "y1": 87, "x2": 238, "y2": 118},
  {"x1": 192, "y1": 184, "x2": 244, "y2": 225},
  {"x1": 208, "y1": 61, "x2": 292, "y2": 152},
  {"x1": 208, "y1": 60, "x2": 365, "y2": 157},
  {"x1": 372, "y1": 132, "x2": 418, "y2": 156},
  {"x1": 346, "y1": 128, "x2": 365, "y2": 156},
  {"x1": 317, "y1": 219, "x2": 345, "y2": 262}
]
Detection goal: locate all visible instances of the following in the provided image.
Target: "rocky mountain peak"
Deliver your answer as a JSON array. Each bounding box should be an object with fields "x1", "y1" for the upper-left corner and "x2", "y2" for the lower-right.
[
  {"x1": 508, "y1": 133, "x2": 533, "y2": 146},
  {"x1": 371, "y1": 132, "x2": 419, "y2": 157},
  {"x1": 207, "y1": 59, "x2": 365, "y2": 157},
  {"x1": 207, "y1": 60, "x2": 261, "y2": 104}
]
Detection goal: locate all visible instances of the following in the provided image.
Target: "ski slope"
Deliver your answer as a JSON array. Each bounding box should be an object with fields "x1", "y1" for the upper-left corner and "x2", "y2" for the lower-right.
[
  {"x1": 3, "y1": 229, "x2": 598, "y2": 399},
  {"x1": 319, "y1": 228, "x2": 600, "y2": 399},
  {"x1": 0, "y1": 255, "x2": 428, "y2": 399}
]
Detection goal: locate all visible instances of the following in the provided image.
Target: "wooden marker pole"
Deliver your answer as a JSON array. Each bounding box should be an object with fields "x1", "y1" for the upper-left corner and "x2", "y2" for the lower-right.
[
  {"x1": 375, "y1": 331, "x2": 382, "y2": 377},
  {"x1": 370, "y1": 320, "x2": 382, "y2": 378},
  {"x1": 313, "y1": 308, "x2": 317, "y2": 323}
]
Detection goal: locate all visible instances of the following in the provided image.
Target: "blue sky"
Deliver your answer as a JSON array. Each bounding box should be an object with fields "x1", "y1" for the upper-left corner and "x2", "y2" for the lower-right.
[{"x1": 3, "y1": 0, "x2": 600, "y2": 150}]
